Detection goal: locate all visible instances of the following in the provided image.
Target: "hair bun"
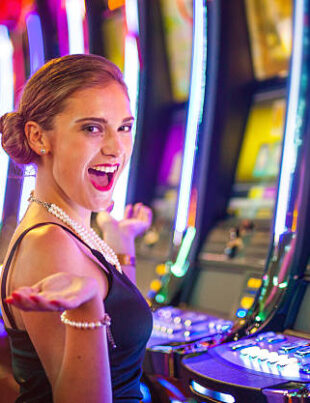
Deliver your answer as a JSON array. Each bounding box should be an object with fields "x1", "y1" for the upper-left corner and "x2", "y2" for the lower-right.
[{"x1": 0, "y1": 112, "x2": 35, "y2": 164}]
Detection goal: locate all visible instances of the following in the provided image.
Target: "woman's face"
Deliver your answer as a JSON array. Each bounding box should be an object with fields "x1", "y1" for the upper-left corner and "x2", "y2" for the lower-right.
[{"x1": 48, "y1": 83, "x2": 133, "y2": 212}]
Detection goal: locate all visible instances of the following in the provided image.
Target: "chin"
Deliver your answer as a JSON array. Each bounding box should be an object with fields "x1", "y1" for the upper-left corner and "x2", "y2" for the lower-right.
[{"x1": 89, "y1": 196, "x2": 112, "y2": 213}]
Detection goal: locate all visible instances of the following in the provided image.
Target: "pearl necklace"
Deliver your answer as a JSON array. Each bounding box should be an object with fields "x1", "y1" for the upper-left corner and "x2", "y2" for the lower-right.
[{"x1": 28, "y1": 193, "x2": 122, "y2": 273}]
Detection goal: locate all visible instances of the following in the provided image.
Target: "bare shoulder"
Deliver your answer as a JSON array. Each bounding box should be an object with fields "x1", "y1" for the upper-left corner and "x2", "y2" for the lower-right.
[{"x1": 13, "y1": 224, "x2": 88, "y2": 287}]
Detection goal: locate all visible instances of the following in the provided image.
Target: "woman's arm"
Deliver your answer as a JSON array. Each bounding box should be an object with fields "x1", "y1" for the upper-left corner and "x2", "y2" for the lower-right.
[{"x1": 6, "y1": 225, "x2": 112, "y2": 403}]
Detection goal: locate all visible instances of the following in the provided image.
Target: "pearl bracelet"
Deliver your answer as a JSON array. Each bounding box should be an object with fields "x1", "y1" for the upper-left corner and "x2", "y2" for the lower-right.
[{"x1": 60, "y1": 311, "x2": 111, "y2": 330}]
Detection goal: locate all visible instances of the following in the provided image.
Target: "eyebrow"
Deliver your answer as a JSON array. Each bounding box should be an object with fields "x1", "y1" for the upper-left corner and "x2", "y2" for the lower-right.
[{"x1": 75, "y1": 116, "x2": 135, "y2": 124}]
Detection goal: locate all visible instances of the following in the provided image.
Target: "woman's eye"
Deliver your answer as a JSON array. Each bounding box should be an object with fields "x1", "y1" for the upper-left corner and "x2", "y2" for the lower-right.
[
  {"x1": 83, "y1": 125, "x2": 101, "y2": 134},
  {"x1": 119, "y1": 124, "x2": 133, "y2": 133}
]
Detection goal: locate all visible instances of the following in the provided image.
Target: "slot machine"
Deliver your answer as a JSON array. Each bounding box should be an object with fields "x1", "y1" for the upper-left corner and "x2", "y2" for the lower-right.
[
  {"x1": 142, "y1": 1, "x2": 308, "y2": 400},
  {"x1": 178, "y1": 0, "x2": 310, "y2": 402}
]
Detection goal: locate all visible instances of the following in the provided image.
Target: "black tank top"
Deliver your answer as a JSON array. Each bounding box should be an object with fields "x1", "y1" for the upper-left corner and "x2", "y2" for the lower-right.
[{"x1": 1, "y1": 222, "x2": 153, "y2": 403}]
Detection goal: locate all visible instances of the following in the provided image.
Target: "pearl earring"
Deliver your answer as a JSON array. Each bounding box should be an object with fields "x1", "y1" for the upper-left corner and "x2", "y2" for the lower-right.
[{"x1": 40, "y1": 148, "x2": 46, "y2": 154}]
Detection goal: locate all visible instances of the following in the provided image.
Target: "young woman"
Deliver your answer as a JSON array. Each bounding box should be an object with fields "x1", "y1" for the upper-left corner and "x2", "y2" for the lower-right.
[{"x1": 0, "y1": 54, "x2": 153, "y2": 403}]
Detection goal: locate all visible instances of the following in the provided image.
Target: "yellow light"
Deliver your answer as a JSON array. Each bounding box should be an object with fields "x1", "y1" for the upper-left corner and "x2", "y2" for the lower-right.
[
  {"x1": 249, "y1": 186, "x2": 264, "y2": 199},
  {"x1": 150, "y1": 279, "x2": 162, "y2": 292},
  {"x1": 240, "y1": 296, "x2": 255, "y2": 309},
  {"x1": 247, "y1": 278, "x2": 262, "y2": 289},
  {"x1": 156, "y1": 264, "x2": 168, "y2": 276},
  {"x1": 108, "y1": 0, "x2": 125, "y2": 10}
]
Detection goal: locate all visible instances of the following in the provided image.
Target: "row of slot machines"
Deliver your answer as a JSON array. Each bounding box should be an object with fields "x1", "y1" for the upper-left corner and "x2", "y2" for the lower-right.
[{"x1": 135, "y1": 0, "x2": 310, "y2": 402}]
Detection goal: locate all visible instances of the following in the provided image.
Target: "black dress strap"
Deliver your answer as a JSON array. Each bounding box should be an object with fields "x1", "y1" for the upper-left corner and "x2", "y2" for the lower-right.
[{"x1": 0, "y1": 222, "x2": 100, "y2": 329}]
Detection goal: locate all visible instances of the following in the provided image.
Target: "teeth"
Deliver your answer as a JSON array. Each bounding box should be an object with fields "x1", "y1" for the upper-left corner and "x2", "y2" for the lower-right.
[{"x1": 91, "y1": 165, "x2": 118, "y2": 173}]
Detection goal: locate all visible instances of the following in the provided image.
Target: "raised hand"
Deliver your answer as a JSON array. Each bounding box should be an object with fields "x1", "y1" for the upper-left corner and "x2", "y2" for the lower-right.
[
  {"x1": 97, "y1": 203, "x2": 152, "y2": 254},
  {"x1": 5, "y1": 272, "x2": 100, "y2": 312}
]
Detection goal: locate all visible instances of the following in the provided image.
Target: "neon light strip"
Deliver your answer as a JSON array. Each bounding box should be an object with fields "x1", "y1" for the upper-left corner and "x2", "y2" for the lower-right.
[
  {"x1": 173, "y1": 0, "x2": 207, "y2": 243},
  {"x1": 65, "y1": 0, "x2": 86, "y2": 54},
  {"x1": 171, "y1": 226, "x2": 196, "y2": 277},
  {"x1": 274, "y1": 0, "x2": 304, "y2": 243},
  {"x1": 26, "y1": 13, "x2": 45, "y2": 75},
  {"x1": 0, "y1": 26, "x2": 14, "y2": 223},
  {"x1": 191, "y1": 381, "x2": 236, "y2": 403},
  {"x1": 18, "y1": 14, "x2": 45, "y2": 222},
  {"x1": 18, "y1": 167, "x2": 37, "y2": 222},
  {"x1": 125, "y1": 0, "x2": 140, "y2": 34},
  {"x1": 112, "y1": 0, "x2": 140, "y2": 220}
]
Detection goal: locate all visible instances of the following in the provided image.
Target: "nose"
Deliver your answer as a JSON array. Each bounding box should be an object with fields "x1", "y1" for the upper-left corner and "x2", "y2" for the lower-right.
[{"x1": 100, "y1": 127, "x2": 124, "y2": 158}]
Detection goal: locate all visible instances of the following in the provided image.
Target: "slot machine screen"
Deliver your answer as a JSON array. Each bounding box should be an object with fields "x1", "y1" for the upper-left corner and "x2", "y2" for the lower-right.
[
  {"x1": 229, "y1": 95, "x2": 286, "y2": 220},
  {"x1": 245, "y1": 0, "x2": 292, "y2": 80},
  {"x1": 159, "y1": 0, "x2": 193, "y2": 102}
]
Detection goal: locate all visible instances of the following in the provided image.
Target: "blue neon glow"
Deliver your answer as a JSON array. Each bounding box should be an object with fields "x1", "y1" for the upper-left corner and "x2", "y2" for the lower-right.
[
  {"x1": 236, "y1": 308, "x2": 248, "y2": 318},
  {"x1": 173, "y1": 0, "x2": 207, "y2": 242},
  {"x1": 18, "y1": 15, "x2": 45, "y2": 222},
  {"x1": 18, "y1": 166, "x2": 36, "y2": 222},
  {"x1": 157, "y1": 378, "x2": 187, "y2": 401},
  {"x1": 112, "y1": 3, "x2": 140, "y2": 220},
  {"x1": 0, "y1": 26, "x2": 14, "y2": 223},
  {"x1": 0, "y1": 319, "x2": 6, "y2": 337},
  {"x1": 140, "y1": 382, "x2": 152, "y2": 403},
  {"x1": 274, "y1": 0, "x2": 304, "y2": 243},
  {"x1": 65, "y1": 0, "x2": 85, "y2": 54},
  {"x1": 191, "y1": 381, "x2": 235, "y2": 403}
]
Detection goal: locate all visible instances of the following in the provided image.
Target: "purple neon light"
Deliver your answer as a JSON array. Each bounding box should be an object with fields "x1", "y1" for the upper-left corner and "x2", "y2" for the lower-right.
[
  {"x1": 26, "y1": 13, "x2": 45, "y2": 75},
  {"x1": 18, "y1": 14, "x2": 45, "y2": 222}
]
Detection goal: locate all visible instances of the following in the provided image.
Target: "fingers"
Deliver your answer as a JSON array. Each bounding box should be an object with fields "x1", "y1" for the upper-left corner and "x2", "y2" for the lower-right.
[
  {"x1": 5, "y1": 291, "x2": 81, "y2": 312},
  {"x1": 106, "y1": 200, "x2": 114, "y2": 213},
  {"x1": 5, "y1": 274, "x2": 99, "y2": 313},
  {"x1": 5, "y1": 287, "x2": 61, "y2": 312},
  {"x1": 124, "y1": 204, "x2": 133, "y2": 219},
  {"x1": 133, "y1": 203, "x2": 153, "y2": 228},
  {"x1": 126, "y1": 203, "x2": 152, "y2": 220}
]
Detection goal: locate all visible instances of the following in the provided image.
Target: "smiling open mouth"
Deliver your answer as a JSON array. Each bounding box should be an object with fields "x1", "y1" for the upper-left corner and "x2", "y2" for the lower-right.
[{"x1": 88, "y1": 165, "x2": 119, "y2": 191}]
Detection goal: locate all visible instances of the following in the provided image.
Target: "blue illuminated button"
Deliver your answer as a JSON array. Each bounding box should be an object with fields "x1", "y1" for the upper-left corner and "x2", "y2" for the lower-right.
[
  {"x1": 255, "y1": 332, "x2": 276, "y2": 342},
  {"x1": 267, "y1": 335, "x2": 287, "y2": 344},
  {"x1": 231, "y1": 341, "x2": 257, "y2": 351},
  {"x1": 279, "y1": 342, "x2": 310, "y2": 353},
  {"x1": 236, "y1": 308, "x2": 248, "y2": 318},
  {"x1": 294, "y1": 347, "x2": 310, "y2": 358},
  {"x1": 300, "y1": 364, "x2": 310, "y2": 375}
]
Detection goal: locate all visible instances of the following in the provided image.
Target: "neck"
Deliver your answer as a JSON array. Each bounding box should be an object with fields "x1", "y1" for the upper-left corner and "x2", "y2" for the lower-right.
[{"x1": 34, "y1": 170, "x2": 91, "y2": 227}]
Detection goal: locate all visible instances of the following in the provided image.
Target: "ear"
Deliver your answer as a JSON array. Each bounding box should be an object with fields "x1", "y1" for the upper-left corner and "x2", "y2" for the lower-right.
[{"x1": 24, "y1": 121, "x2": 51, "y2": 156}]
